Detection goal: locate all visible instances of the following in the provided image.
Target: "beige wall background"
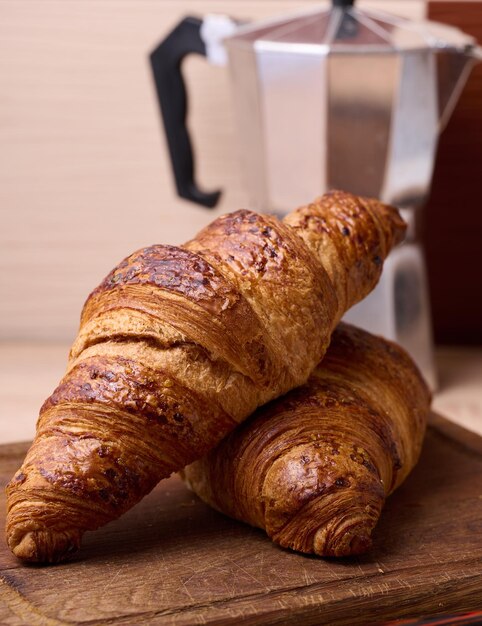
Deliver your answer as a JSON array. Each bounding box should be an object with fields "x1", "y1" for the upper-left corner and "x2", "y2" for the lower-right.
[{"x1": 0, "y1": 0, "x2": 423, "y2": 342}]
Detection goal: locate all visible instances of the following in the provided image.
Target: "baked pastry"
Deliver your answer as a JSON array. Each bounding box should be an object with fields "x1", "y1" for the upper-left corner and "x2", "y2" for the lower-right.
[
  {"x1": 6, "y1": 191, "x2": 405, "y2": 563},
  {"x1": 184, "y1": 323, "x2": 430, "y2": 557}
]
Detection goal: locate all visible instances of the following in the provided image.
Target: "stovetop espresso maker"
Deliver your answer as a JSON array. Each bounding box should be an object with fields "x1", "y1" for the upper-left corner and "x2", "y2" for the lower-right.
[{"x1": 150, "y1": 0, "x2": 482, "y2": 388}]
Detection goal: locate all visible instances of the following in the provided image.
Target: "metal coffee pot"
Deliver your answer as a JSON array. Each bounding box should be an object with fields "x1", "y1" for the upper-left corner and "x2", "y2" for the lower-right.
[{"x1": 150, "y1": 1, "x2": 482, "y2": 389}]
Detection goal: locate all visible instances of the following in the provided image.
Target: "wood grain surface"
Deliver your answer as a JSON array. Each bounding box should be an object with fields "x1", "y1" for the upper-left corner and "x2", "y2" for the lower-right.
[{"x1": 1, "y1": 414, "x2": 481, "y2": 626}]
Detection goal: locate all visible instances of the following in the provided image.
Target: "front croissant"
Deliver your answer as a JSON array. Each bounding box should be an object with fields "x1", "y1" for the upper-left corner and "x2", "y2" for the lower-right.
[
  {"x1": 184, "y1": 323, "x2": 431, "y2": 557},
  {"x1": 6, "y1": 191, "x2": 405, "y2": 563}
]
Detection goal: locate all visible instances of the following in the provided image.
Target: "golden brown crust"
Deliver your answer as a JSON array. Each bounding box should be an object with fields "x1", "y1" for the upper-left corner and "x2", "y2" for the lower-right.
[
  {"x1": 284, "y1": 191, "x2": 406, "y2": 317},
  {"x1": 185, "y1": 210, "x2": 337, "y2": 387},
  {"x1": 76, "y1": 244, "x2": 274, "y2": 386},
  {"x1": 6, "y1": 192, "x2": 406, "y2": 563},
  {"x1": 183, "y1": 323, "x2": 430, "y2": 558}
]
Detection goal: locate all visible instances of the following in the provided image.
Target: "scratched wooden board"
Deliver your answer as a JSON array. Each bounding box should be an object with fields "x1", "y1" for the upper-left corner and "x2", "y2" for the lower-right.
[{"x1": 1, "y1": 414, "x2": 481, "y2": 626}]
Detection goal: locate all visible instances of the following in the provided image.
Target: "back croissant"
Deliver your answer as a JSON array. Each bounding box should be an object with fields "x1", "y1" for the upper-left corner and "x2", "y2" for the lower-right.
[
  {"x1": 6, "y1": 191, "x2": 405, "y2": 563},
  {"x1": 184, "y1": 323, "x2": 430, "y2": 557}
]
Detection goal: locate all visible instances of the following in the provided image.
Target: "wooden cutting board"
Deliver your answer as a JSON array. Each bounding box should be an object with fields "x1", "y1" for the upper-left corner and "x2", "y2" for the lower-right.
[{"x1": 1, "y1": 413, "x2": 481, "y2": 626}]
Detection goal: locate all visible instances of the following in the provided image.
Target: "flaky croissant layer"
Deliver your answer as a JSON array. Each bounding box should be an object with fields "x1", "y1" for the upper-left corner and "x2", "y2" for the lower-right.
[
  {"x1": 184, "y1": 323, "x2": 431, "y2": 557},
  {"x1": 6, "y1": 191, "x2": 405, "y2": 563}
]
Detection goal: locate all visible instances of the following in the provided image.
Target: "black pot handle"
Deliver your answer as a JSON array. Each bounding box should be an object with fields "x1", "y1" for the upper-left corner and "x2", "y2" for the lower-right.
[{"x1": 150, "y1": 17, "x2": 221, "y2": 209}]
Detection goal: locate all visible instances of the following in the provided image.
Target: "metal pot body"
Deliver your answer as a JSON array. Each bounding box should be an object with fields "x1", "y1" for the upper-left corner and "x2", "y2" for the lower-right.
[
  {"x1": 224, "y1": 7, "x2": 479, "y2": 216},
  {"x1": 151, "y1": 7, "x2": 481, "y2": 390}
]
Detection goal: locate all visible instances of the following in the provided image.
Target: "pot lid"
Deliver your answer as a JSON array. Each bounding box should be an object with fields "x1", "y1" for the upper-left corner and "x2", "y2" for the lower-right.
[{"x1": 225, "y1": 2, "x2": 478, "y2": 54}]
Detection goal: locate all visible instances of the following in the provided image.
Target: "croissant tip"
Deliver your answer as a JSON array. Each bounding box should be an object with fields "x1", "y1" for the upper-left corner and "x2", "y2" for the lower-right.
[
  {"x1": 9, "y1": 529, "x2": 81, "y2": 564},
  {"x1": 312, "y1": 518, "x2": 375, "y2": 557},
  {"x1": 10, "y1": 531, "x2": 39, "y2": 562},
  {"x1": 348, "y1": 532, "x2": 373, "y2": 556},
  {"x1": 316, "y1": 531, "x2": 373, "y2": 558}
]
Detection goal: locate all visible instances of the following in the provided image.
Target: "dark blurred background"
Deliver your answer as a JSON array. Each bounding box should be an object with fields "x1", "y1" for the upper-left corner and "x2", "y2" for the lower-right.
[{"x1": 425, "y1": 2, "x2": 482, "y2": 345}]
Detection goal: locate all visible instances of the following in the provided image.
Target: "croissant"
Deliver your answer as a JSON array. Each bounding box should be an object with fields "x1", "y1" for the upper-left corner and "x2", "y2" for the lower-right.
[
  {"x1": 184, "y1": 322, "x2": 431, "y2": 557},
  {"x1": 6, "y1": 191, "x2": 405, "y2": 563}
]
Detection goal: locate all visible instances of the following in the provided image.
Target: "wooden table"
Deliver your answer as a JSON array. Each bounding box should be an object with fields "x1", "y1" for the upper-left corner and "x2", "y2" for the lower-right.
[{"x1": 1, "y1": 413, "x2": 481, "y2": 625}]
